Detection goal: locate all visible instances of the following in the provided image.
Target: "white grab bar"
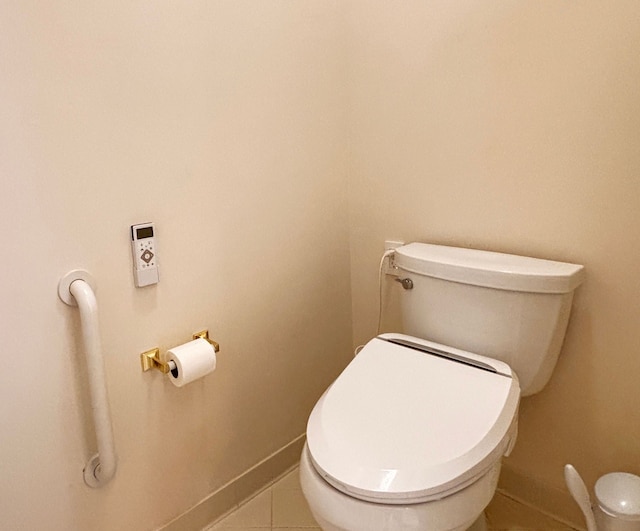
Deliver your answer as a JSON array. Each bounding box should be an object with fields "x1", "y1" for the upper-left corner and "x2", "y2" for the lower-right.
[{"x1": 59, "y1": 270, "x2": 117, "y2": 488}]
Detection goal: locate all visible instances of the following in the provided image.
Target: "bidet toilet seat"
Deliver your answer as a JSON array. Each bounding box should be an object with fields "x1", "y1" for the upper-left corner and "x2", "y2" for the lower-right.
[{"x1": 306, "y1": 334, "x2": 520, "y2": 505}]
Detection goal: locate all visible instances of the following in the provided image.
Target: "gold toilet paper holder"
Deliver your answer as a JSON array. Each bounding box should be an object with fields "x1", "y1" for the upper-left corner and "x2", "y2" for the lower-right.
[{"x1": 140, "y1": 329, "x2": 220, "y2": 374}]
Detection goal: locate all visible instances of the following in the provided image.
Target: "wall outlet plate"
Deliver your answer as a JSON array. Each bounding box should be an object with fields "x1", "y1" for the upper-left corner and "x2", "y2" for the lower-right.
[{"x1": 384, "y1": 240, "x2": 404, "y2": 276}]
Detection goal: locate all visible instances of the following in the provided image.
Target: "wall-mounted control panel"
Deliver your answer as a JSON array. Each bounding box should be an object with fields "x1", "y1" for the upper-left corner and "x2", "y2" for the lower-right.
[{"x1": 131, "y1": 222, "x2": 159, "y2": 287}]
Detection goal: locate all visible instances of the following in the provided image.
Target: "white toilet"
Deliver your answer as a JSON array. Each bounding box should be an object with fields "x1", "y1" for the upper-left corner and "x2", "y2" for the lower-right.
[{"x1": 300, "y1": 242, "x2": 585, "y2": 531}]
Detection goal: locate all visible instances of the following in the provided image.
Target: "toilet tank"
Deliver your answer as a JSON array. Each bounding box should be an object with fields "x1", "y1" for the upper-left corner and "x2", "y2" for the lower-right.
[{"x1": 394, "y1": 243, "x2": 585, "y2": 396}]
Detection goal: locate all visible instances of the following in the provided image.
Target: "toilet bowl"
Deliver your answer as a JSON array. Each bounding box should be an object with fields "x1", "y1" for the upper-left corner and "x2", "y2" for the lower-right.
[
  {"x1": 300, "y1": 335, "x2": 519, "y2": 530},
  {"x1": 300, "y1": 442, "x2": 499, "y2": 531},
  {"x1": 301, "y1": 243, "x2": 584, "y2": 530}
]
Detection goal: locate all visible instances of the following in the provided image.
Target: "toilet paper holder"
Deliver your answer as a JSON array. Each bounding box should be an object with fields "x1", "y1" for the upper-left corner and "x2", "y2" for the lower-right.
[{"x1": 140, "y1": 329, "x2": 220, "y2": 374}]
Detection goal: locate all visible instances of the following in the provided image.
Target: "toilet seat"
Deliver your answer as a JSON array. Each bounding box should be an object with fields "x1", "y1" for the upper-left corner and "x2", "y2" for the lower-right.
[{"x1": 306, "y1": 334, "x2": 520, "y2": 505}]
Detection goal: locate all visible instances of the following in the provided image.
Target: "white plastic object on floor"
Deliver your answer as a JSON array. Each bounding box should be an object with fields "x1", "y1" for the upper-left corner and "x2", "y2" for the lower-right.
[
  {"x1": 59, "y1": 270, "x2": 117, "y2": 487},
  {"x1": 565, "y1": 464, "x2": 597, "y2": 531},
  {"x1": 595, "y1": 473, "x2": 640, "y2": 531}
]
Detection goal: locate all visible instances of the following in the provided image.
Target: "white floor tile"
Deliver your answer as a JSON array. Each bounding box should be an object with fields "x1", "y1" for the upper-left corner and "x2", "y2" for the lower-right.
[
  {"x1": 210, "y1": 489, "x2": 272, "y2": 529},
  {"x1": 208, "y1": 466, "x2": 577, "y2": 531}
]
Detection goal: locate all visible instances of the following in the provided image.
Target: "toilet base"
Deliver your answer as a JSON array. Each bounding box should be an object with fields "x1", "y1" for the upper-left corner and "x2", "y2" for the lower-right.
[
  {"x1": 467, "y1": 514, "x2": 488, "y2": 531},
  {"x1": 311, "y1": 514, "x2": 486, "y2": 531},
  {"x1": 300, "y1": 444, "x2": 499, "y2": 531}
]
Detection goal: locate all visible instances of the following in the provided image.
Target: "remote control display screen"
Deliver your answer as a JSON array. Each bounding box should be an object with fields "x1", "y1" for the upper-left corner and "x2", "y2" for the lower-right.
[{"x1": 136, "y1": 226, "x2": 154, "y2": 239}]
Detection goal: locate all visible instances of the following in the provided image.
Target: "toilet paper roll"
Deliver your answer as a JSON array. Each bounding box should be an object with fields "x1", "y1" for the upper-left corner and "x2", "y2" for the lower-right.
[{"x1": 166, "y1": 338, "x2": 217, "y2": 387}]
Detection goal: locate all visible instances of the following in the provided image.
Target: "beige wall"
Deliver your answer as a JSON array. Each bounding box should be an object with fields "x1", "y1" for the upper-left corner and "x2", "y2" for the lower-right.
[
  {"x1": 0, "y1": 2, "x2": 351, "y2": 529},
  {"x1": 3, "y1": 1, "x2": 640, "y2": 528},
  {"x1": 347, "y1": 0, "x2": 640, "y2": 517}
]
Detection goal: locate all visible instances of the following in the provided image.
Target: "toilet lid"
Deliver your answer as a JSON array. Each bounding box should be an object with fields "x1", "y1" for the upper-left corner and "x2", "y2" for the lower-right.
[{"x1": 306, "y1": 334, "x2": 520, "y2": 504}]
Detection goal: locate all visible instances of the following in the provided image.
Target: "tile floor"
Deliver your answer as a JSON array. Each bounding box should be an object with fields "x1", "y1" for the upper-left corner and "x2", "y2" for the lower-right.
[{"x1": 207, "y1": 467, "x2": 579, "y2": 531}]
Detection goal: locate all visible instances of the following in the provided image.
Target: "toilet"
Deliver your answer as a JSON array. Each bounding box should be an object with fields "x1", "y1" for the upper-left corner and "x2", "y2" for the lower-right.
[{"x1": 300, "y1": 242, "x2": 585, "y2": 531}]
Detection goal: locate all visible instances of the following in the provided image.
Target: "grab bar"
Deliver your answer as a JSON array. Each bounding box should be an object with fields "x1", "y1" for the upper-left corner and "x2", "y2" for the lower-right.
[{"x1": 59, "y1": 270, "x2": 117, "y2": 488}]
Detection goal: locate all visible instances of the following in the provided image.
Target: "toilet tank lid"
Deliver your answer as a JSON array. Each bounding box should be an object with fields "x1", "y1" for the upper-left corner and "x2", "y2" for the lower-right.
[{"x1": 395, "y1": 243, "x2": 585, "y2": 294}]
